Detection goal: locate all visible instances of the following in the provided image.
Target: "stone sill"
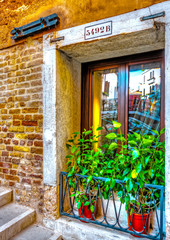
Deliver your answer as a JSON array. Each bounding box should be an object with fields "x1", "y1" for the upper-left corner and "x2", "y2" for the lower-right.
[{"x1": 43, "y1": 216, "x2": 152, "y2": 240}]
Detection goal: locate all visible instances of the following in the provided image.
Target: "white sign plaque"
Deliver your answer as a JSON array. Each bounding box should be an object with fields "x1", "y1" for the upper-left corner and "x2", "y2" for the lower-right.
[{"x1": 84, "y1": 21, "x2": 112, "y2": 40}]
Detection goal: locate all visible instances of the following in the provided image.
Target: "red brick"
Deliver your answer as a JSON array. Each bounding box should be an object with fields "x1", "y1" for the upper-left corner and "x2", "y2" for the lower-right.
[
  {"x1": 31, "y1": 148, "x2": 43, "y2": 155},
  {"x1": 22, "y1": 178, "x2": 31, "y2": 184},
  {"x1": 27, "y1": 141, "x2": 33, "y2": 146},
  {"x1": 13, "y1": 121, "x2": 20, "y2": 126},
  {"x1": 28, "y1": 134, "x2": 42, "y2": 140},
  {"x1": 22, "y1": 108, "x2": 38, "y2": 114},
  {"x1": 3, "y1": 168, "x2": 9, "y2": 174},
  {"x1": 18, "y1": 171, "x2": 26, "y2": 177},
  {"x1": 29, "y1": 174, "x2": 42, "y2": 179},
  {"x1": 2, "y1": 151, "x2": 9, "y2": 157},
  {"x1": 5, "y1": 175, "x2": 20, "y2": 182},
  {"x1": 26, "y1": 154, "x2": 33, "y2": 160},
  {"x1": 0, "y1": 162, "x2": 12, "y2": 168},
  {"x1": 4, "y1": 139, "x2": 11, "y2": 144},
  {"x1": 25, "y1": 115, "x2": 32, "y2": 121},
  {"x1": 34, "y1": 155, "x2": 43, "y2": 161},
  {"x1": 33, "y1": 180, "x2": 42, "y2": 185},
  {"x1": 10, "y1": 169, "x2": 17, "y2": 175},
  {"x1": 0, "y1": 139, "x2": 3, "y2": 144},
  {"x1": 12, "y1": 139, "x2": 18, "y2": 145},
  {"x1": 20, "y1": 140, "x2": 25, "y2": 146},
  {"x1": 0, "y1": 103, "x2": 6, "y2": 108},
  {"x1": 9, "y1": 181, "x2": 15, "y2": 186},
  {"x1": 12, "y1": 158, "x2": 20, "y2": 164},
  {"x1": 2, "y1": 126, "x2": 8, "y2": 132},
  {"x1": 7, "y1": 133, "x2": 14, "y2": 138},
  {"x1": 34, "y1": 141, "x2": 43, "y2": 147},
  {"x1": 22, "y1": 121, "x2": 37, "y2": 126},
  {"x1": 6, "y1": 146, "x2": 13, "y2": 151}
]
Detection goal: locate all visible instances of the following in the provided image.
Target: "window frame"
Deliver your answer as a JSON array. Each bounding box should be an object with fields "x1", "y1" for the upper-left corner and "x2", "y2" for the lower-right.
[{"x1": 81, "y1": 50, "x2": 164, "y2": 139}]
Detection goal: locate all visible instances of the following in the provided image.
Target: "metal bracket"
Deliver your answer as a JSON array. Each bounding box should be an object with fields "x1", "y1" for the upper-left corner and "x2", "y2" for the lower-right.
[
  {"x1": 11, "y1": 13, "x2": 59, "y2": 40},
  {"x1": 140, "y1": 11, "x2": 165, "y2": 21}
]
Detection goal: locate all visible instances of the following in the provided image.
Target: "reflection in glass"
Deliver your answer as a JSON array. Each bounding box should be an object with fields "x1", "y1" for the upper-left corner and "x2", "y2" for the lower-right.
[
  {"x1": 128, "y1": 62, "x2": 161, "y2": 135},
  {"x1": 93, "y1": 68, "x2": 118, "y2": 145}
]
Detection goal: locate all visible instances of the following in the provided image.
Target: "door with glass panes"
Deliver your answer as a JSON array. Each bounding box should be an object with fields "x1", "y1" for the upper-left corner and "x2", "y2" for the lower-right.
[{"x1": 81, "y1": 51, "x2": 164, "y2": 142}]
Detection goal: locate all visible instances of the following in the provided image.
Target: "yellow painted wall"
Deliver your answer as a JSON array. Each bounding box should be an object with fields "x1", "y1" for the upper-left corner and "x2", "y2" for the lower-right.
[{"x1": 0, "y1": 0, "x2": 168, "y2": 49}]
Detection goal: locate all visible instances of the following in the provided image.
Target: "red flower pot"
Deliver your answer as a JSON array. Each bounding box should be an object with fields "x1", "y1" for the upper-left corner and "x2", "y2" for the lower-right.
[
  {"x1": 127, "y1": 211, "x2": 151, "y2": 237},
  {"x1": 78, "y1": 201, "x2": 98, "y2": 222}
]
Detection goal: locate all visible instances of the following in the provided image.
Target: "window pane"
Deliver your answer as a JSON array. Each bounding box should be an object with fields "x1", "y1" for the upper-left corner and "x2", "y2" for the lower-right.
[
  {"x1": 93, "y1": 68, "x2": 118, "y2": 145},
  {"x1": 128, "y1": 62, "x2": 161, "y2": 135}
]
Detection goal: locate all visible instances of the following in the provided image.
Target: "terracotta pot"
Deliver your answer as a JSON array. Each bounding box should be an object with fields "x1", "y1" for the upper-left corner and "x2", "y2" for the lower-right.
[
  {"x1": 78, "y1": 200, "x2": 98, "y2": 222},
  {"x1": 127, "y1": 210, "x2": 151, "y2": 237}
]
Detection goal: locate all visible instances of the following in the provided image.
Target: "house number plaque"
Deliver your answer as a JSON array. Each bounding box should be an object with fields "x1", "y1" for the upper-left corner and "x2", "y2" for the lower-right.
[{"x1": 84, "y1": 21, "x2": 112, "y2": 40}]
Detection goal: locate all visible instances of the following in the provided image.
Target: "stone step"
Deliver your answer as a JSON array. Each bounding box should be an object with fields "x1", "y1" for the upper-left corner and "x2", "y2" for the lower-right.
[
  {"x1": 0, "y1": 187, "x2": 12, "y2": 207},
  {"x1": 10, "y1": 224, "x2": 62, "y2": 240},
  {"x1": 0, "y1": 203, "x2": 35, "y2": 240}
]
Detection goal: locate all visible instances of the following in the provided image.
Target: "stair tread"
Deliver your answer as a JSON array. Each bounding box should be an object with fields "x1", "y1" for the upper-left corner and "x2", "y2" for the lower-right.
[
  {"x1": 0, "y1": 187, "x2": 12, "y2": 194},
  {"x1": 10, "y1": 224, "x2": 56, "y2": 240},
  {"x1": 0, "y1": 203, "x2": 34, "y2": 227}
]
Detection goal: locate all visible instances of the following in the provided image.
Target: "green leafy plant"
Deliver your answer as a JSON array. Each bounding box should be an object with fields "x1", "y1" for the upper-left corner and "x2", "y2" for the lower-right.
[{"x1": 105, "y1": 121, "x2": 165, "y2": 214}]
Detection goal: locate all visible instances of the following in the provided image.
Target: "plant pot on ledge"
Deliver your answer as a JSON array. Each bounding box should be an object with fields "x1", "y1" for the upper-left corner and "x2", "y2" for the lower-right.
[
  {"x1": 127, "y1": 211, "x2": 151, "y2": 237},
  {"x1": 78, "y1": 200, "x2": 98, "y2": 222}
]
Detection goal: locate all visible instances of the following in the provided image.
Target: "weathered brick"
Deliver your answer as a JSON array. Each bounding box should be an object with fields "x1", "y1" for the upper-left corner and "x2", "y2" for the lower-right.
[
  {"x1": 22, "y1": 108, "x2": 38, "y2": 113},
  {"x1": 13, "y1": 115, "x2": 24, "y2": 120},
  {"x1": 1, "y1": 109, "x2": 7, "y2": 114},
  {"x1": 4, "y1": 139, "x2": 11, "y2": 144},
  {"x1": 34, "y1": 141, "x2": 43, "y2": 147},
  {"x1": 12, "y1": 139, "x2": 19, "y2": 145},
  {"x1": 15, "y1": 96, "x2": 30, "y2": 102},
  {"x1": 15, "y1": 134, "x2": 27, "y2": 139},
  {"x1": 26, "y1": 154, "x2": 33, "y2": 160},
  {"x1": 7, "y1": 102, "x2": 14, "y2": 108},
  {"x1": 28, "y1": 101, "x2": 42, "y2": 107},
  {"x1": 5, "y1": 174, "x2": 20, "y2": 182},
  {"x1": 30, "y1": 66, "x2": 42, "y2": 73},
  {"x1": 14, "y1": 146, "x2": 29, "y2": 152},
  {"x1": 26, "y1": 73, "x2": 42, "y2": 81},
  {"x1": 29, "y1": 173, "x2": 42, "y2": 179},
  {"x1": 10, "y1": 169, "x2": 17, "y2": 175},
  {"x1": 22, "y1": 178, "x2": 31, "y2": 184},
  {"x1": 9, "y1": 109, "x2": 20, "y2": 114},
  {"x1": 16, "y1": 82, "x2": 30, "y2": 88},
  {"x1": 6, "y1": 146, "x2": 13, "y2": 151},
  {"x1": 30, "y1": 80, "x2": 42, "y2": 87},
  {"x1": 25, "y1": 115, "x2": 32, "y2": 121},
  {"x1": 0, "y1": 145, "x2": 5, "y2": 150},
  {"x1": 8, "y1": 126, "x2": 24, "y2": 132},
  {"x1": 27, "y1": 59, "x2": 43, "y2": 68},
  {"x1": 27, "y1": 134, "x2": 42, "y2": 140},
  {"x1": 2, "y1": 126, "x2": 8, "y2": 132},
  {"x1": 3, "y1": 168, "x2": 9, "y2": 174},
  {"x1": 20, "y1": 140, "x2": 25, "y2": 146},
  {"x1": 27, "y1": 87, "x2": 43, "y2": 94},
  {"x1": 22, "y1": 120, "x2": 37, "y2": 126},
  {"x1": 27, "y1": 141, "x2": 33, "y2": 146},
  {"x1": 18, "y1": 171, "x2": 26, "y2": 177},
  {"x1": 33, "y1": 180, "x2": 42, "y2": 185},
  {"x1": 9, "y1": 181, "x2": 15, "y2": 186},
  {"x1": 0, "y1": 162, "x2": 12, "y2": 168},
  {"x1": 19, "y1": 102, "x2": 26, "y2": 107},
  {"x1": 18, "y1": 89, "x2": 25, "y2": 95},
  {"x1": 12, "y1": 158, "x2": 20, "y2": 164},
  {"x1": 7, "y1": 133, "x2": 14, "y2": 138},
  {"x1": 10, "y1": 152, "x2": 24, "y2": 158},
  {"x1": 2, "y1": 115, "x2": 12, "y2": 120},
  {"x1": 31, "y1": 147, "x2": 43, "y2": 154},
  {"x1": 13, "y1": 121, "x2": 20, "y2": 126},
  {"x1": 2, "y1": 151, "x2": 9, "y2": 157},
  {"x1": 0, "y1": 103, "x2": 6, "y2": 108},
  {"x1": 25, "y1": 127, "x2": 34, "y2": 132}
]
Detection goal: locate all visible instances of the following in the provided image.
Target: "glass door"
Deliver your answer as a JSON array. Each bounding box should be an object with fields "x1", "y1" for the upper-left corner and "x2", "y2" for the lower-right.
[{"x1": 82, "y1": 51, "x2": 164, "y2": 140}]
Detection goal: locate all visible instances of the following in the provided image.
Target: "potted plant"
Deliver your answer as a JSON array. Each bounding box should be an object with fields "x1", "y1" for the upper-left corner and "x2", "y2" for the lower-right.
[
  {"x1": 105, "y1": 121, "x2": 165, "y2": 236},
  {"x1": 65, "y1": 127, "x2": 103, "y2": 221}
]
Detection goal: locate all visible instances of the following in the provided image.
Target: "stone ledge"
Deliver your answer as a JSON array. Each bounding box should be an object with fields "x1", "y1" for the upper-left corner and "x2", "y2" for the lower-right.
[{"x1": 43, "y1": 216, "x2": 148, "y2": 240}]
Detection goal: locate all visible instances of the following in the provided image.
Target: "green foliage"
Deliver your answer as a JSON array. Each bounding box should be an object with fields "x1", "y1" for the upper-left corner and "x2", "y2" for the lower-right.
[{"x1": 65, "y1": 123, "x2": 165, "y2": 214}]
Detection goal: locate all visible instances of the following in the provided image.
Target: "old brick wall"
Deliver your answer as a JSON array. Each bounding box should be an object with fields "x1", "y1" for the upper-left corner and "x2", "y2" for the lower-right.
[{"x1": 0, "y1": 37, "x2": 44, "y2": 216}]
